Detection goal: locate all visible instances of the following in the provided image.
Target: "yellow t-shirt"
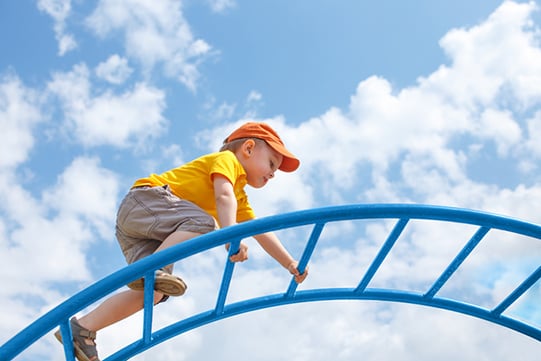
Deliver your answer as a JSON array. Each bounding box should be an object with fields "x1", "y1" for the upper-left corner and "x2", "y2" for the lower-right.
[{"x1": 132, "y1": 151, "x2": 255, "y2": 224}]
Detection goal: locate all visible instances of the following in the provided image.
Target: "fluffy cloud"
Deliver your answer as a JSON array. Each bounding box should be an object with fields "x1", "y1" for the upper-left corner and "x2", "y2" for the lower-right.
[
  {"x1": 37, "y1": 0, "x2": 77, "y2": 55},
  {"x1": 0, "y1": 74, "x2": 43, "y2": 169},
  {"x1": 86, "y1": 0, "x2": 212, "y2": 91},
  {"x1": 437, "y1": 0, "x2": 541, "y2": 109},
  {"x1": 526, "y1": 110, "x2": 541, "y2": 156},
  {"x1": 263, "y1": 0, "x2": 541, "y2": 215},
  {"x1": 95, "y1": 54, "x2": 133, "y2": 84},
  {"x1": 206, "y1": 0, "x2": 236, "y2": 13},
  {"x1": 48, "y1": 63, "x2": 167, "y2": 148}
]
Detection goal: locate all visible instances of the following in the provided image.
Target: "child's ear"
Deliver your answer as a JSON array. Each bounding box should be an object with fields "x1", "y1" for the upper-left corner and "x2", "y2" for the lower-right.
[{"x1": 242, "y1": 139, "x2": 256, "y2": 156}]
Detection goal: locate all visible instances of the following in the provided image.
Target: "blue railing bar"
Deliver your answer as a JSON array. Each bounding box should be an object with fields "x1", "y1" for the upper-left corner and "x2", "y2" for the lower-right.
[
  {"x1": 424, "y1": 226, "x2": 490, "y2": 299},
  {"x1": 492, "y1": 265, "x2": 541, "y2": 316},
  {"x1": 2, "y1": 204, "x2": 541, "y2": 360},
  {"x1": 355, "y1": 218, "x2": 409, "y2": 292},
  {"x1": 228, "y1": 288, "x2": 541, "y2": 341},
  {"x1": 215, "y1": 239, "x2": 241, "y2": 315},
  {"x1": 107, "y1": 286, "x2": 541, "y2": 360},
  {"x1": 227, "y1": 204, "x2": 541, "y2": 239},
  {"x1": 142, "y1": 270, "x2": 156, "y2": 343},
  {"x1": 59, "y1": 318, "x2": 76, "y2": 361},
  {"x1": 286, "y1": 222, "x2": 326, "y2": 296}
]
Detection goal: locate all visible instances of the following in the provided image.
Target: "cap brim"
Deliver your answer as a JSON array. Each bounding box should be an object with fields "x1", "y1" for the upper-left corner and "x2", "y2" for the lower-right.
[
  {"x1": 279, "y1": 156, "x2": 300, "y2": 172},
  {"x1": 267, "y1": 142, "x2": 300, "y2": 172}
]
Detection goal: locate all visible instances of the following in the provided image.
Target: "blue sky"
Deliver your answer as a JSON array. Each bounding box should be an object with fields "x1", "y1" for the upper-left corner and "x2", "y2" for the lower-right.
[{"x1": 1, "y1": 1, "x2": 541, "y2": 360}]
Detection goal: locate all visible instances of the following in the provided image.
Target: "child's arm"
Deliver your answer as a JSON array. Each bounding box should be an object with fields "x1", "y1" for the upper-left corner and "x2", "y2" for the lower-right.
[
  {"x1": 213, "y1": 174, "x2": 307, "y2": 283},
  {"x1": 213, "y1": 174, "x2": 248, "y2": 262},
  {"x1": 253, "y1": 232, "x2": 308, "y2": 284},
  {"x1": 213, "y1": 174, "x2": 237, "y2": 228}
]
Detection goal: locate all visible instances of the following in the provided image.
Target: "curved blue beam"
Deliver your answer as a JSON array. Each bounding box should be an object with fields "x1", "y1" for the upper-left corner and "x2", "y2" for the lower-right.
[
  {"x1": 109, "y1": 286, "x2": 541, "y2": 361},
  {"x1": 1, "y1": 204, "x2": 540, "y2": 360}
]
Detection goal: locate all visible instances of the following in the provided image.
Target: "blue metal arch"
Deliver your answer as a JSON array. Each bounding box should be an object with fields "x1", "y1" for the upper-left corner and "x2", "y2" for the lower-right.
[{"x1": 1, "y1": 204, "x2": 540, "y2": 360}]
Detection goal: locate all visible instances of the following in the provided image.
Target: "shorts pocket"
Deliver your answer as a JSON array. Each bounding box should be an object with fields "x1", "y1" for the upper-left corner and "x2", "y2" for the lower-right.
[{"x1": 116, "y1": 192, "x2": 158, "y2": 238}]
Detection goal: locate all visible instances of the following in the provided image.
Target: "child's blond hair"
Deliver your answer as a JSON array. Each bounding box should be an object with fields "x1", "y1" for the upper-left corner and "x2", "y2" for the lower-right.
[{"x1": 220, "y1": 137, "x2": 265, "y2": 152}]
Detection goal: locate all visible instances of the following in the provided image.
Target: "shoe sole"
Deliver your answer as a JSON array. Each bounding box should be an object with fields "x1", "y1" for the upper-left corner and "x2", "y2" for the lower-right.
[{"x1": 128, "y1": 274, "x2": 187, "y2": 296}]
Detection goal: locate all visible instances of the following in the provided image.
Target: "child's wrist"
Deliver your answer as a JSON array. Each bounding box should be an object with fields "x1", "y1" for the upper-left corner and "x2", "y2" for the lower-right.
[{"x1": 286, "y1": 260, "x2": 297, "y2": 273}]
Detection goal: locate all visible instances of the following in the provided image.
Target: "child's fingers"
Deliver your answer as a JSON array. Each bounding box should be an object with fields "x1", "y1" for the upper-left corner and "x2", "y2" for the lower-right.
[
  {"x1": 229, "y1": 243, "x2": 249, "y2": 262},
  {"x1": 229, "y1": 251, "x2": 248, "y2": 262},
  {"x1": 294, "y1": 268, "x2": 308, "y2": 283},
  {"x1": 288, "y1": 262, "x2": 309, "y2": 283}
]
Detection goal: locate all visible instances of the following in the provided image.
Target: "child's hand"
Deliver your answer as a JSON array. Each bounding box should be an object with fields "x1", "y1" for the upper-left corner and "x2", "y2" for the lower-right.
[
  {"x1": 229, "y1": 241, "x2": 249, "y2": 263},
  {"x1": 288, "y1": 261, "x2": 308, "y2": 284}
]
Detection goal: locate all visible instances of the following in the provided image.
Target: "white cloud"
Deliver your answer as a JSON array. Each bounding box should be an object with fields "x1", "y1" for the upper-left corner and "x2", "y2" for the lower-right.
[
  {"x1": 280, "y1": 76, "x2": 473, "y2": 194},
  {"x1": 207, "y1": 0, "x2": 236, "y2": 13},
  {"x1": 48, "y1": 63, "x2": 168, "y2": 148},
  {"x1": 246, "y1": 90, "x2": 262, "y2": 103},
  {"x1": 95, "y1": 54, "x2": 133, "y2": 84},
  {"x1": 477, "y1": 108, "x2": 522, "y2": 156},
  {"x1": 86, "y1": 0, "x2": 212, "y2": 91},
  {"x1": 432, "y1": 0, "x2": 541, "y2": 110},
  {"x1": 270, "y1": 1, "x2": 541, "y2": 212},
  {"x1": 207, "y1": 100, "x2": 236, "y2": 121},
  {"x1": 242, "y1": 90, "x2": 264, "y2": 118},
  {"x1": 0, "y1": 74, "x2": 43, "y2": 169},
  {"x1": 201, "y1": 91, "x2": 265, "y2": 122},
  {"x1": 526, "y1": 110, "x2": 541, "y2": 157},
  {"x1": 42, "y1": 157, "x2": 119, "y2": 238},
  {"x1": 37, "y1": 0, "x2": 77, "y2": 55}
]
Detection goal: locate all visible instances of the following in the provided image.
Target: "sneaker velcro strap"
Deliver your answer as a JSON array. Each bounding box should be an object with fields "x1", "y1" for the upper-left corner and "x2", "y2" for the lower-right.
[{"x1": 77, "y1": 329, "x2": 97, "y2": 340}]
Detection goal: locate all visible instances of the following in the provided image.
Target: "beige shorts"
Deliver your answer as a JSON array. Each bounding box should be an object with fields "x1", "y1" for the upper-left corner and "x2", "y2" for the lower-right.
[{"x1": 115, "y1": 185, "x2": 217, "y2": 269}]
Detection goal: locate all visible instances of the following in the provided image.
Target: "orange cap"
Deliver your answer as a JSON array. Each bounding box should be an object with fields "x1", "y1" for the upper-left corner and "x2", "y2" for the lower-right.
[{"x1": 224, "y1": 122, "x2": 300, "y2": 172}]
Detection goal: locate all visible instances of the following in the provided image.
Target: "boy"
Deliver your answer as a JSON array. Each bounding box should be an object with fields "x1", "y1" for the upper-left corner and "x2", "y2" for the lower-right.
[{"x1": 55, "y1": 122, "x2": 308, "y2": 361}]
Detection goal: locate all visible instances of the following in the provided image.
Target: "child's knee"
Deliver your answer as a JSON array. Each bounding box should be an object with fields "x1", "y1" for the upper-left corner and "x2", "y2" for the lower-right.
[{"x1": 130, "y1": 290, "x2": 168, "y2": 307}]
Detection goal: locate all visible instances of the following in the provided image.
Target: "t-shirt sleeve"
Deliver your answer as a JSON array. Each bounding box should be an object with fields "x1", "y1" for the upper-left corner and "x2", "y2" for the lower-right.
[{"x1": 208, "y1": 151, "x2": 240, "y2": 184}]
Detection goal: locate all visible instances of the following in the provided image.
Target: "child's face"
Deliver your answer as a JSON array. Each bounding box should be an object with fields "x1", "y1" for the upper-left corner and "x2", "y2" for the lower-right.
[{"x1": 241, "y1": 140, "x2": 283, "y2": 188}]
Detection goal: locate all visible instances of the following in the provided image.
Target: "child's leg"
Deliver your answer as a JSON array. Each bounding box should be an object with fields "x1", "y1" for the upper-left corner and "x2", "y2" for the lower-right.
[
  {"x1": 154, "y1": 230, "x2": 201, "y2": 254},
  {"x1": 78, "y1": 231, "x2": 202, "y2": 332},
  {"x1": 76, "y1": 289, "x2": 162, "y2": 332}
]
